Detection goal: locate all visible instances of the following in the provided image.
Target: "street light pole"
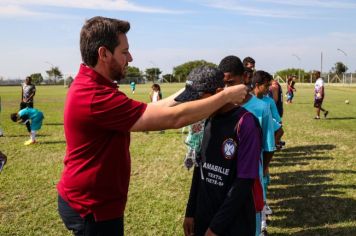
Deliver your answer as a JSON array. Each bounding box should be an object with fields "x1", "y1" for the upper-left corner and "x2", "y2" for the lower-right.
[{"x1": 292, "y1": 54, "x2": 301, "y2": 82}]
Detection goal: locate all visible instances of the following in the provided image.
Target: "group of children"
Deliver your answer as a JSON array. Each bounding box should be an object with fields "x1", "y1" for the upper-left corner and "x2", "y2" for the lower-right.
[{"x1": 180, "y1": 56, "x2": 284, "y2": 236}]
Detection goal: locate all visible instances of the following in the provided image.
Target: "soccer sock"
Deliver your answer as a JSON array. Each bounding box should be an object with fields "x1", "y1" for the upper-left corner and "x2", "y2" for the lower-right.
[
  {"x1": 31, "y1": 131, "x2": 36, "y2": 141},
  {"x1": 263, "y1": 175, "x2": 269, "y2": 197}
]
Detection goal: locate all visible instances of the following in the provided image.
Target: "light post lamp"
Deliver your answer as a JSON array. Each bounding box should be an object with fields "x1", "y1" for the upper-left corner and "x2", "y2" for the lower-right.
[
  {"x1": 337, "y1": 48, "x2": 348, "y2": 83},
  {"x1": 292, "y1": 54, "x2": 301, "y2": 82}
]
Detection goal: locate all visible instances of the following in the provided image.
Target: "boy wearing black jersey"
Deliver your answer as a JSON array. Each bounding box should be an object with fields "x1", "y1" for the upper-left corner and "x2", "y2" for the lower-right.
[{"x1": 176, "y1": 65, "x2": 262, "y2": 236}]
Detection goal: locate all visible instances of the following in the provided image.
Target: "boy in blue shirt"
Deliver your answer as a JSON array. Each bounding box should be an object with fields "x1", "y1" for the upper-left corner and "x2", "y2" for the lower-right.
[
  {"x1": 11, "y1": 107, "x2": 44, "y2": 145},
  {"x1": 130, "y1": 81, "x2": 136, "y2": 94}
]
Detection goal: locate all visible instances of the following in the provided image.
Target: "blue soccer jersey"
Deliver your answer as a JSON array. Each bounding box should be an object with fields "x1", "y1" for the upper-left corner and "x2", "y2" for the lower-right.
[
  {"x1": 18, "y1": 107, "x2": 44, "y2": 131},
  {"x1": 263, "y1": 95, "x2": 281, "y2": 123},
  {"x1": 243, "y1": 95, "x2": 275, "y2": 152},
  {"x1": 262, "y1": 96, "x2": 282, "y2": 132}
]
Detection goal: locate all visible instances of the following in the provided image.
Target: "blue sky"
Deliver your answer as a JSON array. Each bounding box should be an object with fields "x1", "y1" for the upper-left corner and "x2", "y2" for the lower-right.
[{"x1": 0, "y1": 0, "x2": 355, "y2": 79}]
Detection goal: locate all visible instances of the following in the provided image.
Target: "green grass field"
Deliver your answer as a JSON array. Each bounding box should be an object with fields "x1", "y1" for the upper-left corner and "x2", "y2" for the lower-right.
[{"x1": 0, "y1": 83, "x2": 355, "y2": 235}]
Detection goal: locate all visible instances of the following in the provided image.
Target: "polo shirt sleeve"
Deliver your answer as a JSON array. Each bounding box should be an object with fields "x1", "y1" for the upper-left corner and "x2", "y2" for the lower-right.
[
  {"x1": 236, "y1": 113, "x2": 261, "y2": 179},
  {"x1": 91, "y1": 88, "x2": 147, "y2": 132}
]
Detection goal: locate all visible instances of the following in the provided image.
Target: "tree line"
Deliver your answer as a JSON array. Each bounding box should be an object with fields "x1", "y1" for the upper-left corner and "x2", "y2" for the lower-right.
[{"x1": 0, "y1": 60, "x2": 351, "y2": 86}]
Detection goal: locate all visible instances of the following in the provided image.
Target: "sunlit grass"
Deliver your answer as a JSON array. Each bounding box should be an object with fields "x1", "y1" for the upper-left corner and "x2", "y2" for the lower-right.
[{"x1": 0, "y1": 83, "x2": 355, "y2": 235}]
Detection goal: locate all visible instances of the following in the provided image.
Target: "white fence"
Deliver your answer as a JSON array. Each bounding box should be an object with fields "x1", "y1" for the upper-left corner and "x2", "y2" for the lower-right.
[{"x1": 274, "y1": 73, "x2": 356, "y2": 85}]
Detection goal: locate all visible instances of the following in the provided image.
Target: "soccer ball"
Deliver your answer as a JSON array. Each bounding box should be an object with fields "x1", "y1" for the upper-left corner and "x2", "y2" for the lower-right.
[{"x1": 345, "y1": 100, "x2": 350, "y2": 104}]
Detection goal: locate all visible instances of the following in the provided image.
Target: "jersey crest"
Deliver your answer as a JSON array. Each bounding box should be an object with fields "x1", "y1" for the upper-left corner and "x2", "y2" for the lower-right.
[{"x1": 222, "y1": 138, "x2": 238, "y2": 159}]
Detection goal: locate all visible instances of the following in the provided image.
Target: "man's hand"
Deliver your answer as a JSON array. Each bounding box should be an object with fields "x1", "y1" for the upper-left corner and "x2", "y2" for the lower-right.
[
  {"x1": 205, "y1": 228, "x2": 218, "y2": 236},
  {"x1": 223, "y1": 84, "x2": 248, "y2": 105},
  {"x1": 183, "y1": 217, "x2": 194, "y2": 236}
]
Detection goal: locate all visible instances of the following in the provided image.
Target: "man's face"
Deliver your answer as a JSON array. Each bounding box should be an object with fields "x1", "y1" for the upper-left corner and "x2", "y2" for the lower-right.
[
  {"x1": 25, "y1": 78, "x2": 31, "y2": 84},
  {"x1": 108, "y1": 33, "x2": 133, "y2": 81}
]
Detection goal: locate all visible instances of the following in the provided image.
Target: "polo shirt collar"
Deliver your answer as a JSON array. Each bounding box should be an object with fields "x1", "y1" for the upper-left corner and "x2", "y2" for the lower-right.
[{"x1": 79, "y1": 64, "x2": 118, "y2": 88}]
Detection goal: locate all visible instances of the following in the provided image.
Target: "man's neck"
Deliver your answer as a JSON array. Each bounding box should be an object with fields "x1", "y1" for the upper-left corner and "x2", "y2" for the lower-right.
[{"x1": 92, "y1": 64, "x2": 118, "y2": 82}]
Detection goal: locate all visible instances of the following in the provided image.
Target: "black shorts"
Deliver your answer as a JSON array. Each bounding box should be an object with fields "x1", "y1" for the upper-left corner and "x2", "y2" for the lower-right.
[
  {"x1": 58, "y1": 195, "x2": 124, "y2": 236},
  {"x1": 314, "y1": 99, "x2": 323, "y2": 108},
  {"x1": 20, "y1": 101, "x2": 33, "y2": 110}
]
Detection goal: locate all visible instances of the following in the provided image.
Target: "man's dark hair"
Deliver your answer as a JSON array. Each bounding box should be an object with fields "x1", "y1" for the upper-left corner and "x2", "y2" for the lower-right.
[
  {"x1": 218, "y1": 55, "x2": 244, "y2": 76},
  {"x1": 80, "y1": 16, "x2": 130, "y2": 67},
  {"x1": 251, "y1": 70, "x2": 273, "y2": 87},
  {"x1": 10, "y1": 113, "x2": 18, "y2": 122},
  {"x1": 243, "y1": 57, "x2": 255, "y2": 67}
]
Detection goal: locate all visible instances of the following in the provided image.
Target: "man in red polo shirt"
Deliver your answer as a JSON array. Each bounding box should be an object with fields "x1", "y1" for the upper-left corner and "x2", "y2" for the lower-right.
[{"x1": 57, "y1": 16, "x2": 248, "y2": 236}]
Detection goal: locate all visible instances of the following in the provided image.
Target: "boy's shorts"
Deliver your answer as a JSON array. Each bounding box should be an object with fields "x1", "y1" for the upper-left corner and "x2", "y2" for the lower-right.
[
  {"x1": 287, "y1": 93, "x2": 293, "y2": 101},
  {"x1": 314, "y1": 99, "x2": 323, "y2": 108},
  {"x1": 31, "y1": 112, "x2": 44, "y2": 131}
]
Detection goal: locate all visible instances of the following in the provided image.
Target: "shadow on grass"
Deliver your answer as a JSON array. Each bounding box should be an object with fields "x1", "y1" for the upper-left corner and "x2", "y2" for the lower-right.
[
  {"x1": 292, "y1": 226, "x2": 356, "y2": 236},
  {"x1": 271, "y1": 156, "x2": 333, "y2": 167},
  {"x1": 276, "y1": 144, "x2": 336, "y2": 154},
  {"x1": 268, "y1": 144, "x2": 356, "y2": 235},
  {"x1": 40, "y1": 140, "x2": 66, "y2": 144},
  {"x1": 45, "y1": 122, "x2": 64, "y2": 125},
  {"x1": 325, "y1": 117, "x2": 356, "y2": 120},
  {"x1": 272, "y1": 226, "x2": 356, "y2": 236},
  {"x1": 5, "y1": 134, "x2": 50, "y2": 137}
]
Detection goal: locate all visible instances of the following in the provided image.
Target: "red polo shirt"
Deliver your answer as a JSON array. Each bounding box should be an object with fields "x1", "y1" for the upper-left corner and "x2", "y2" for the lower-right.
[{"x1": 57, "y1": 64, "x2": 147, "y2": 221}]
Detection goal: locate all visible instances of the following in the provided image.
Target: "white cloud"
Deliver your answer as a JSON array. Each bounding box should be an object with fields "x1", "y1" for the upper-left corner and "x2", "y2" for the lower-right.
[
  {"x1": 196, "y1": 0, "x2": 355, "y2": 19},
  {"x1": 0, "y1": 5, "x2": 39, "y2": 17},
  {"x1": 256, "y1": 0, "x2": 356, "y2": 9},
  {"x1": 198, "y1": 0, "x2": 311, "y2": 18},
  {"x1": 0, "y1": 0, "x2": 188, "y2": 17}
]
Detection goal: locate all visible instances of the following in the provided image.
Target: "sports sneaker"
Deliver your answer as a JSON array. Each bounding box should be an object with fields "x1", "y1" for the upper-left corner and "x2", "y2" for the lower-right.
[
  {"x1": 24, "y1": 139, "x2": 36, "y2": 146},
  {"x1": 261, "y1": 212, "x2": 268, "y2": 234},
  {"x1": 264, "y1": 204, "x2": 273, "y2": 215},
  {"x1": 260, "y1": 229, "x2": 268, "y2": 236},
  {"x1": 324, "y1": 111, "x2": 329, "y2": 118},
  {"x1": 314, "y1": 116, "x2": 320, "y2": 120}
]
